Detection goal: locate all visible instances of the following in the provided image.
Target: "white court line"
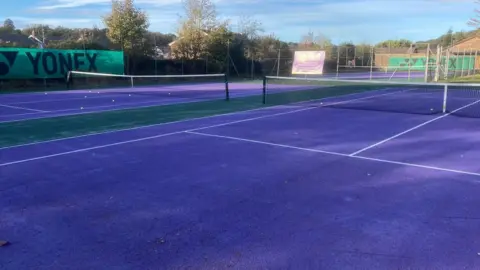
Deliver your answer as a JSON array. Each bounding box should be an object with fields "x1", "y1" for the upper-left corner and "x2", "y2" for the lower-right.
[
  {"x1": 0, "y1": 106, "x2": 313, "y2": 152},
  {"x1": 0, "y1": 104, "x2": 49, "y2": 113},
  {"x1": 186, "y1": 131, "x2": 480, "y2": 178},
  {"x1": 349, "y1": 99, "x2": 480, "y2": 156},
  {"x1": 0, "y1": 97, "x2": 225, "y2": 124},
  {"x1": 0, "y1": 130, "x2": 186, "y2": 167},
  {"x1": 8, "y1": 93, "x2": 125, "y2": 105},
  {"x1": 0, "y1": 83, "x2": 400, "y2": 149},
  {"x1": 0, "y1": 107, "x2": 315, "y2": 167},
  {"x1": 0, "y1": 89, "x2": 411, "y2": 166}
]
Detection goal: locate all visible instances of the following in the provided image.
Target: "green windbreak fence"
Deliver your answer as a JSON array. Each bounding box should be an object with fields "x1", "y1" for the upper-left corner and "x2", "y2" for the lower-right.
[
  {"x1": 0, "y1": 48, "x2": 124, "y2": 79},
  {"x1": 388, "y1": 56, "x2": 475, "y2": 71}
]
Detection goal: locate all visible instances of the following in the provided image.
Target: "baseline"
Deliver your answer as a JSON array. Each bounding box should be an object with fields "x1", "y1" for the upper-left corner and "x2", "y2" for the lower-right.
[{"x1": 185, "y1": 131, "x2": 480, "y2": 178}]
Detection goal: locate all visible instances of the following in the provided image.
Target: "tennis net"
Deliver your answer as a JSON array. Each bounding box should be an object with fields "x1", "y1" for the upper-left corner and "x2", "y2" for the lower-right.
[
  {"x1": 67, "y1": 71, "x2": 229, "y2": 101},
  {"x1": 263, "y1": 76, "x2": 480, "y2": 118}
]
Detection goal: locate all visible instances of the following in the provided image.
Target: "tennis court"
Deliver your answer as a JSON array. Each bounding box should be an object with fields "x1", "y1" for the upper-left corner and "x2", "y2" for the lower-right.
[
  {"x1": 0, "y1": 73, "x2": 269, "y2": 123},
  {"x1": 2, "y1": 77, "x2": 480, "y2": 269}
]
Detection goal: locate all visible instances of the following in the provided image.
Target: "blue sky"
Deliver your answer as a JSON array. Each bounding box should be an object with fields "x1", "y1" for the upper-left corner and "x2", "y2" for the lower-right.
[{"x1": 0, "y1": 0, "x2": 476, "y2": 43}]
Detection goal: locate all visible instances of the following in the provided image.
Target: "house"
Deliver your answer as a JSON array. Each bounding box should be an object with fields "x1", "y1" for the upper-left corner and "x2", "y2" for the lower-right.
[
  {"x1": 0, "y1": 32, "x2": 32, "y2": 47},
  {"x1": 448, "y1": 35, "x2": 480, "y2": 52}
]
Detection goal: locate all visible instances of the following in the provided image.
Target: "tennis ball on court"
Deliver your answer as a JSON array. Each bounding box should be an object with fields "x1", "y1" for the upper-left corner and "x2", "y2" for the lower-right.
[
  {"x1": 112, "y1": 100, "x2": 115, "y2": 102},
  {"x1": 85, "y1": 96, "x2": 87, "y2": 98},
  {"x1": 81, "y1": 107, "x2": 83, "y2": 110}
]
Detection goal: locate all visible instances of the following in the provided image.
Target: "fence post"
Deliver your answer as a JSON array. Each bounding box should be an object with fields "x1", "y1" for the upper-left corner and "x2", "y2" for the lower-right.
[
  {"x1": 276, "y1": 48, "x2": 281, "y2": 77},
  {"x1": 336, "y1": 47, "x2": 340, "y2": 78},
  {"x1": 424, "y1": 43, "x2": 430, "y2": 82},
  {"x1": 468, "y1": 47, "x2": 472, "y2": 76},
  {"x1": 434, "y1": 46, "x2": 441, "y2": 82},
  {"x1": 475, "y1": 50, "x2": 478, "y2": 75},
  {"x1": 369, "y1": 46, "x2": 374, "y2": 80},
  {"x1": 445, "y1": 47, "x2": 450, "y2": 80}
]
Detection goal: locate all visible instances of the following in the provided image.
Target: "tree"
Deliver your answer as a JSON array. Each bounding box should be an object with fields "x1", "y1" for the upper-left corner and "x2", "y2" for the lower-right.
[
  {"x1": 441, "y1": 28, "x2": 454, "y2": 48},
  {"x1": 237, "y1": 15, "x2": 264, "y2": 40},
  {"x1": 375, "y1": 39, "x2": 412, "y2": 48},
  {"x1": 3, "y1": 19, "x2": 15, "y2": 31},
  {"x1": 469, "y1": 0, "x2": 480, "y2": 28},
  {"x1": 299, "y1": 31, "x2": 332, "y2": 49},
  {"x1": 181, "y1": 0, "x2": 217, "y2": 32},
  {"x1": 103, "y1": 0, "x2": 150, "y2": 54},
  {"x1": 236, "y1": 15, "x2": 264, "y2": 60},
  {"x1": 171, "y1": 0, "x2": 221, "y2": 59}
]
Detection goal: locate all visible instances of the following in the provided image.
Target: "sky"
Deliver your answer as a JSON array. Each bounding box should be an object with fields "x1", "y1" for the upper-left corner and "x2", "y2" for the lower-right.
[{"x1": 0, "y1": 0, "x2": 477, "y2": 44}]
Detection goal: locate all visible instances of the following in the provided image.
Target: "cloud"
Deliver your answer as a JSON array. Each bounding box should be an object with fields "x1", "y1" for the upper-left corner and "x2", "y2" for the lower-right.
[
  {"x1": 37, "y1": 0, "x2": 111, "y2": 10},
  {"x1": 19, "y1": 0, "x2": 477, "y2": 42},
  {"x1": 37, "y1": 0, "x2": 182, "y2": 10},
  {"x1": 10, "y1": 16, "x2": 101, "y2": 28}
]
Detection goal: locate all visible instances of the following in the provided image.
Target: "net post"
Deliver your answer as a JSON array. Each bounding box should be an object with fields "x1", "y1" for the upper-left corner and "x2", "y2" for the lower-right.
[
  {"x1": 262, "y1": 76, "x2": 267, "y2": 104},
  {"x1": 442, "y1": 84, "x2": 448, "y2": 113},
  {"x1": 66, "y1": 71, "x2": 71, "y2": 89},
  {"x1": 130, "y1": 76, "x2": 134, "y2": 88},
  {"x1": 224, "y1": 74, "x2": 230, "y2": 101}
]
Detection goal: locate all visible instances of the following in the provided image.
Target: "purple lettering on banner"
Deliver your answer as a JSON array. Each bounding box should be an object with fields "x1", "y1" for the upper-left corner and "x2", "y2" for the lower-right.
[{"x1": 292, "y1": 51, "x2": 325, "y2": 75}]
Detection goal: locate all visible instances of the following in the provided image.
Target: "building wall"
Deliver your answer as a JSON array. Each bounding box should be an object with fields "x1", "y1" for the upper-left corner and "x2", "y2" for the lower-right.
[{"x1": 450, "y1": 36, "x2": 480, "y2": 51}]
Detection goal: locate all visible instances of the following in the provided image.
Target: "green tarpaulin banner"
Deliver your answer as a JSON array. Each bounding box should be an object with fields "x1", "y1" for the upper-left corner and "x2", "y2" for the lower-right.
[
  {"x1": 0, "y1": 48, "x2": 124, "y2": 79},
  {"x1": 388, "y1": 56, "x2": 475, "y2": 71}
]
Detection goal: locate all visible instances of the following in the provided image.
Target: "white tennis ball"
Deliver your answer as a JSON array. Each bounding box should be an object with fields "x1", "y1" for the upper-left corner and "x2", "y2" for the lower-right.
[
  {"x1": 80, "y1": 107, "x2": 83, "y2": 109},
  {"x1": 112, "y1": 100, "x2": 115, "y2": 102}
]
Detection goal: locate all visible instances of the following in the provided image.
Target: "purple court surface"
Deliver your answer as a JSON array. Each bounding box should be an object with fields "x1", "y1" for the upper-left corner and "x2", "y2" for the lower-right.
[
  {"x1": 0, "y1": 82, "x2": 272, "y2": 123},
  {"x1": 2, "y1": 95, "x2": 480, "y2": 269}
]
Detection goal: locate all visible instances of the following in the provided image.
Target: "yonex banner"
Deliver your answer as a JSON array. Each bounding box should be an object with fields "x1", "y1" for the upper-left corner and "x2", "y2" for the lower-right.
[
  {"x1": 0, "y1": 48, "x2": 124, "y2": 79},
  {"x1": 292, "y1": 51, "x2": 325, "y2": 75},
  {"x1": 388, "y1": 56, "x2": 475, "y2": 71}
]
